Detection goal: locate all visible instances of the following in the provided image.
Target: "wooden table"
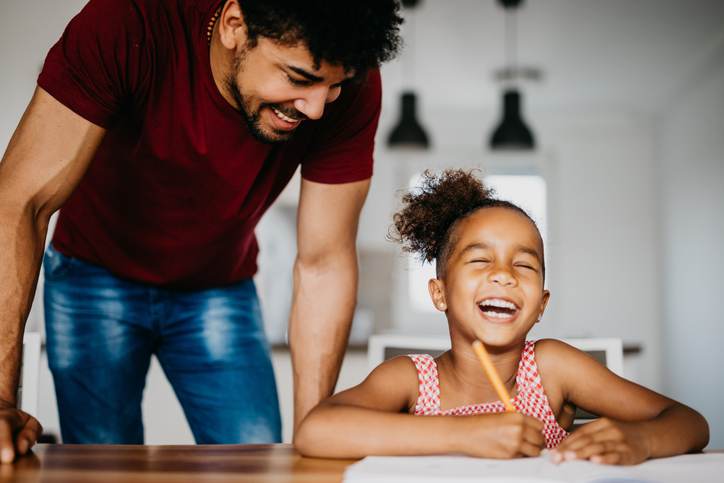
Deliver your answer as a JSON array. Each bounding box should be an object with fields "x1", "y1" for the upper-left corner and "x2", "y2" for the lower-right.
[
  {"x1": 0, "y1": 444, "x2": 357, "y2": 482},
  {"x1": 5, "y1": 445, "x2": 721, "y2": 482}
]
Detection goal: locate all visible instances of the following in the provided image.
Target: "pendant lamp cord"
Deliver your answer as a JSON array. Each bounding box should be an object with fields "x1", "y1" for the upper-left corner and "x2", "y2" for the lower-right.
[{"x1": 505, "y1": 7, "x2": 517, "y2": 89}]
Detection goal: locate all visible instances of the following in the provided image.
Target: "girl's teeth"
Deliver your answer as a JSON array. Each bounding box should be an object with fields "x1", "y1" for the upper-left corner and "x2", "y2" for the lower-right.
[{"x1": 482, "y1": 311, "x2": 513, "y2": 319}]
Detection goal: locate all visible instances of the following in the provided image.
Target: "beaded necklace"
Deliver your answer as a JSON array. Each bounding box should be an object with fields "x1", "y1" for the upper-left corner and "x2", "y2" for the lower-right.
[{"x1": 206, "y1": 5, "x2": 222, "y2": 45}]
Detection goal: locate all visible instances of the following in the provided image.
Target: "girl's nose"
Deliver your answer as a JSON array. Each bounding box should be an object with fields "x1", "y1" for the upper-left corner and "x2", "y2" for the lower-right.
[{"x1": 488, "y1": 266, "x2": 517, "y2": 287}]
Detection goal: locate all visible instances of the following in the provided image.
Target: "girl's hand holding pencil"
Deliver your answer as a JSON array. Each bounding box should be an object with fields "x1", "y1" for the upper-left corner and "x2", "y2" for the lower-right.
[
  {"x1": 461, "y1": 340, "x2": 545, "y2": 458},
  {"x1": 455, "y1": 412, "x2": 546, "y2": 458}
]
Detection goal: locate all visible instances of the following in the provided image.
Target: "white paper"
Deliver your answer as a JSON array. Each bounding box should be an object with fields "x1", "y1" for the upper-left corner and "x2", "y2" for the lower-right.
[{"x1": 344, "y1": 453, "x2": 724, "y2": 483}]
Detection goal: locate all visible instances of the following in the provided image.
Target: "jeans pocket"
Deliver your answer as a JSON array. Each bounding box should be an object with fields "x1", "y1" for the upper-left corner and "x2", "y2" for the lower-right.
[{"x1": 43, "y1": 245, "x2": 78, "y2": 280}]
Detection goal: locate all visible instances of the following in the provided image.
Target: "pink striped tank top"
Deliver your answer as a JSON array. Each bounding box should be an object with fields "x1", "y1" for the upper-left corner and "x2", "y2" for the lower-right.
[{"x1": 407, "y1": 340, "x2": 569, "y2": 449}]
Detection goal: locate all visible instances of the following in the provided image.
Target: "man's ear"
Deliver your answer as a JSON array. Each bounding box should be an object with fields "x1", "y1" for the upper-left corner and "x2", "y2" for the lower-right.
[
  {"x1": 428, "y1": 278, "x2": 447, "y2": 312},
  {"x1": 536, "y1": 290, "x2": 551, "y2": 322},
  {"x1": 218, "y1": 0, "x2": 248, "y2": 50}
]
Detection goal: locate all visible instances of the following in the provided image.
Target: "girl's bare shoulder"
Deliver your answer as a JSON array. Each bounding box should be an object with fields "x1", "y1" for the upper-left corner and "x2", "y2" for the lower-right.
[{"x1": 327, "y1": 355, "x2": 420, "y2": 412}]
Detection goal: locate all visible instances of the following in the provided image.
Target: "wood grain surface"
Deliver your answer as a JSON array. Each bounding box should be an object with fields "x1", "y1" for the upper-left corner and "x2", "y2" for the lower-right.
[{"x1": 0, "y1": 444, "x2": 357, "y2": 482}]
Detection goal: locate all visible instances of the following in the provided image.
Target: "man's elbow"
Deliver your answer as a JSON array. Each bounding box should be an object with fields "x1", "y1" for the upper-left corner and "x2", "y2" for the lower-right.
[{"x1": 294, "y1": 246, "x2": 358, "y2": 274}]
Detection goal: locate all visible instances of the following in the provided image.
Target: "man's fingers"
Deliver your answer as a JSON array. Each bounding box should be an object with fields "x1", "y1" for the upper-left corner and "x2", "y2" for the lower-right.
[
  {"x1": 15, "y1": 417, "x2": 42, "y2": 455},
  {"x1": 0, "y1": 410, "x2": 40, "y2": 462},
  {"x1": 0, "y1": 420, "x2": 15, "y2": 464}
]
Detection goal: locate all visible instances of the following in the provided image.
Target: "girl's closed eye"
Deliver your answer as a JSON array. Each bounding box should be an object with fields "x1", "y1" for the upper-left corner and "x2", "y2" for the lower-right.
[{"x1": 514, "y1": 262, "x2": 537, "y2": 271}]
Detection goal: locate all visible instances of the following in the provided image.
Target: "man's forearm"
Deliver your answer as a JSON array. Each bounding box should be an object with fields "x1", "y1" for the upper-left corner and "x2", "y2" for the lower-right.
[
  {"x1": 288, "y1": 251, "x2": 357, "y2": 432},
  {"x1": 0, "y1": 86, "x2": 105, "y2": 413},
  {"x1": 0, "y1": 205, "x2": 48, "y2": 404}
]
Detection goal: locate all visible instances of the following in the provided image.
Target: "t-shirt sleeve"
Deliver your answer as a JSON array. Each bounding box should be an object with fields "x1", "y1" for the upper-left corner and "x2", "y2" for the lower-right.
[
  {"x1": 37, "y1": 0, "x2": 149, "y2": 128},
  {"x1": 300, "y1": 69, "x2": 382, "y2": 184}
]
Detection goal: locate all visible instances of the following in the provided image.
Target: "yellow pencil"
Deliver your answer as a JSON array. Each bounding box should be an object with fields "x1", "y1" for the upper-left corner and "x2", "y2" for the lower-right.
[{"x1": 472, "y1": 340, "x2": 516, "y2": 412}]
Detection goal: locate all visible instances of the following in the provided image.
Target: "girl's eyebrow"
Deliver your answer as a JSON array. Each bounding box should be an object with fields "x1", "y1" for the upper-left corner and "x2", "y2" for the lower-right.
[
  {"x1": 514, "y1": 244, "x2": 543, "y2": 263},
  {"x1": 460, "y1": 242, "x2": 542, "y2": 263},
  {"x1": 459, "y1": 242, "x2": 490, "y2": 255}
]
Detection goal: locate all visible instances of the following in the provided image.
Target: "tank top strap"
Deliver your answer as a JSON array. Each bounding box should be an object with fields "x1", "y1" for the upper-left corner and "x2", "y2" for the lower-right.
[
  {"x1": 515, "y1": 340, "x2": 544, "y2": 393},
  {"x1": 407, "y1": 354, "x2": 441, "y2": 415}
]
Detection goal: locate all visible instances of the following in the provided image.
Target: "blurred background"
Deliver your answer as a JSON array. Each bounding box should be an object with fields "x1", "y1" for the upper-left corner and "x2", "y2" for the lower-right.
[{"x1": 1, "y1": 0, "x2": 723, "y2": 447}]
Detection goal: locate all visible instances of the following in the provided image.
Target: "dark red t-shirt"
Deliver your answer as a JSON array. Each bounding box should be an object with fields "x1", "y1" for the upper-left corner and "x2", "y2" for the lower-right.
[{"x1": 37, "y1": 0, "x2": 380, "y2": 289}]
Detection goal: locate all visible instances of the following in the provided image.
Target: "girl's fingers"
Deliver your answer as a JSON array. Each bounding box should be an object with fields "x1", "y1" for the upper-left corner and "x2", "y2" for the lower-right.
[
  {"x1": 519, "y1": 440, "x2": 544, "y2": 458},
  {"x1": 559, "y1": 426, "x2": 622, "y2": 452},
  {"x1": 574, "y1": 440, "x2": 625, "y2": 460},
  {"x1": 524, "y1": 426, "x2": 545, "y2": 448},
  {"x1": 591, "y1": 451, "x2": 622, "y2": 465},
  {"x1": 558, "y1": 434, "x2": 593, "y2": 452}
]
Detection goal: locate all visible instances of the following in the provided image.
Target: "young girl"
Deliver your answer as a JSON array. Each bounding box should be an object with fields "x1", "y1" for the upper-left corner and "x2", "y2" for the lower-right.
[{"x1": 294, "y1": 169, "x2": 709, "y2": 464}]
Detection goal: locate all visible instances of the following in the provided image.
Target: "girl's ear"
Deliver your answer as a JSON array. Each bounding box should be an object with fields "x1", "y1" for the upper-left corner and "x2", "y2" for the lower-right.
[
  {"x1": 536, "y1": 290, "x2": 551, "y2": 322},
  {"x1": 428, "y1": 278, "x2": 447, "y2": 312}
]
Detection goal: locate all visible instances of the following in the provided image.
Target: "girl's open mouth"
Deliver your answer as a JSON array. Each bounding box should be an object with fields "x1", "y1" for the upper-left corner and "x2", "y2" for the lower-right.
[{"x1": 477, "y1": 298, "x2": 520, "y2": 321}]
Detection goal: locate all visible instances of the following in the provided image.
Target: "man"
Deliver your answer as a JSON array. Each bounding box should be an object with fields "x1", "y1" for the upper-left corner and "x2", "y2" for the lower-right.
[{"x1": 0, "y1": 0, "x2": 402, "y2": 459}]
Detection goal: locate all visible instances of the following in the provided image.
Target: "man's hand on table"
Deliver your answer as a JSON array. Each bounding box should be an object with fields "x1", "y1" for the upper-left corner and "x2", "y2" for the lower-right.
[{"x1": 0, "y1": 399, "x2": 42, "y2": 463}]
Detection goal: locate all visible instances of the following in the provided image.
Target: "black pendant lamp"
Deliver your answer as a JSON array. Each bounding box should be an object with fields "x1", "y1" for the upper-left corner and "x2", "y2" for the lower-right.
[
  {"x1": 488, "y1": 0, "x2": 536, "y2": 150},
  {"x1": 489, "y1": 89, "x2": 535, "y2": 150},
  {"x1": 387, "y1": 0, "x2": 430, "y2": 149},
  {"x1": 388, "y1": 91, "x2": 430, "y2": 148}
]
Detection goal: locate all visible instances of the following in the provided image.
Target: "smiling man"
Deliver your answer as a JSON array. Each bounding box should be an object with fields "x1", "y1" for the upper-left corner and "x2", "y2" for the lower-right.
[{"x1": 0, "y1": 0, "x2": 401, "y2": 457}]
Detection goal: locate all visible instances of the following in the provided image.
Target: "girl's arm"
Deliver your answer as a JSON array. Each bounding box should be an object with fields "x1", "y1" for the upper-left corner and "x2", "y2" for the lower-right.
[
  {"x1": 294, "y1": 356, "x2": 546, "y2": 459},
  {"x1": 536, "y1": 339, "x2": 709, "y2": 465}
]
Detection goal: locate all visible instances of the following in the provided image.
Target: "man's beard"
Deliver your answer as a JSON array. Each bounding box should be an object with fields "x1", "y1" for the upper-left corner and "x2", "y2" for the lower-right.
[{"x1": 224, "y1": 51, "x2": 304, "y2": 144}]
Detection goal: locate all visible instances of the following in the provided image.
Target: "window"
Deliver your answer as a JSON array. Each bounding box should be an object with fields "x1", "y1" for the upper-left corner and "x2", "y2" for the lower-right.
[{"x1": 407, "y1": 173, "x2": 547, "y2": 312}]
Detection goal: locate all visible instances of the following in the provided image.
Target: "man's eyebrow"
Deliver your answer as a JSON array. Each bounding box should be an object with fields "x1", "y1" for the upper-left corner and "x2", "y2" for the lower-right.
[{"x1": 287, "y1": 65, "x2": 324, "y2": 83}]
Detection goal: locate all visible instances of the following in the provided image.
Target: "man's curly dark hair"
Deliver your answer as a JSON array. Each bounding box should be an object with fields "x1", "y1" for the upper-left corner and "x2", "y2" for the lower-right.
[
  {"x1": 238, "y1": 0, "x2": 403, "y2": 75},
  {"x1": 389, "y1": 169, "x2": 545, "y2": 278}
]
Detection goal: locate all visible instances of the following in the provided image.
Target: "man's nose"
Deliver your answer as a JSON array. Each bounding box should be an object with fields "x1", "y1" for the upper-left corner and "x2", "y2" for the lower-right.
[{"x1": 293, "y1": 86, "x2": 341, "y2": 120}]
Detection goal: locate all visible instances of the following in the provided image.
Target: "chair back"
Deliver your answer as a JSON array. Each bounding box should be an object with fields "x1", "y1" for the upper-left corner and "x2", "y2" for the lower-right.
[{"x1": 18, "y1": 332, "x2": 41, "y2": 416}]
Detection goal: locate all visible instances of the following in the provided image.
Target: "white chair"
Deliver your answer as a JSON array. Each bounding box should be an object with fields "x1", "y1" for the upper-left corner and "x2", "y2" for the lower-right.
[
  {"x1": 18, "y1": 332, "x2": 41, "y2": 416},
  {"x1": 367, "y1": 333, "x2": 624, "y2": 421}
]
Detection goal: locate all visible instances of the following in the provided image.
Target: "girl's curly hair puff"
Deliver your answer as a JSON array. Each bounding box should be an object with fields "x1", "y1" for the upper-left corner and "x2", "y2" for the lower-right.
[{"x1": 389, "y1": 169, "x2": 543, "y2": 277}]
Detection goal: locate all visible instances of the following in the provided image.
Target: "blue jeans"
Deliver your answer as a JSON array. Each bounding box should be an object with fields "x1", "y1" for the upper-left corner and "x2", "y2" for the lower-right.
[{"x1": 43, "y1": 244, "x2": 282, "y2": 444}]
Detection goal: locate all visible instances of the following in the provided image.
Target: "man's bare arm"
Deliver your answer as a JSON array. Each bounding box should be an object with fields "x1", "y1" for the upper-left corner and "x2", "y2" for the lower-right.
[
  {"x1": 288, "y1": 177, "x2": 370, "y2": 433},
  {"x1": 0, "y1": 87, "x2": 105, "y2": 462}
]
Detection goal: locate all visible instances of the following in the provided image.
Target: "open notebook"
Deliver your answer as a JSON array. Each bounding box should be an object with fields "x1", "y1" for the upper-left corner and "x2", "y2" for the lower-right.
[{"x1": 344, "y1": 453, "x2": 724, "y2": 483}]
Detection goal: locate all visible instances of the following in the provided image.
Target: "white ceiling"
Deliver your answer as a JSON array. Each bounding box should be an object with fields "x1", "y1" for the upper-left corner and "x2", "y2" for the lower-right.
[{"x1": 381, "y1": 0, "x2": 724, "y2": 113}]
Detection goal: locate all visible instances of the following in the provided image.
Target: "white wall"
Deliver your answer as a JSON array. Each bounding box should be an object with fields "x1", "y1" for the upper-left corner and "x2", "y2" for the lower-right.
[{"x1": 657, "y1": 47, "x2": 724, "y2": 448}]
